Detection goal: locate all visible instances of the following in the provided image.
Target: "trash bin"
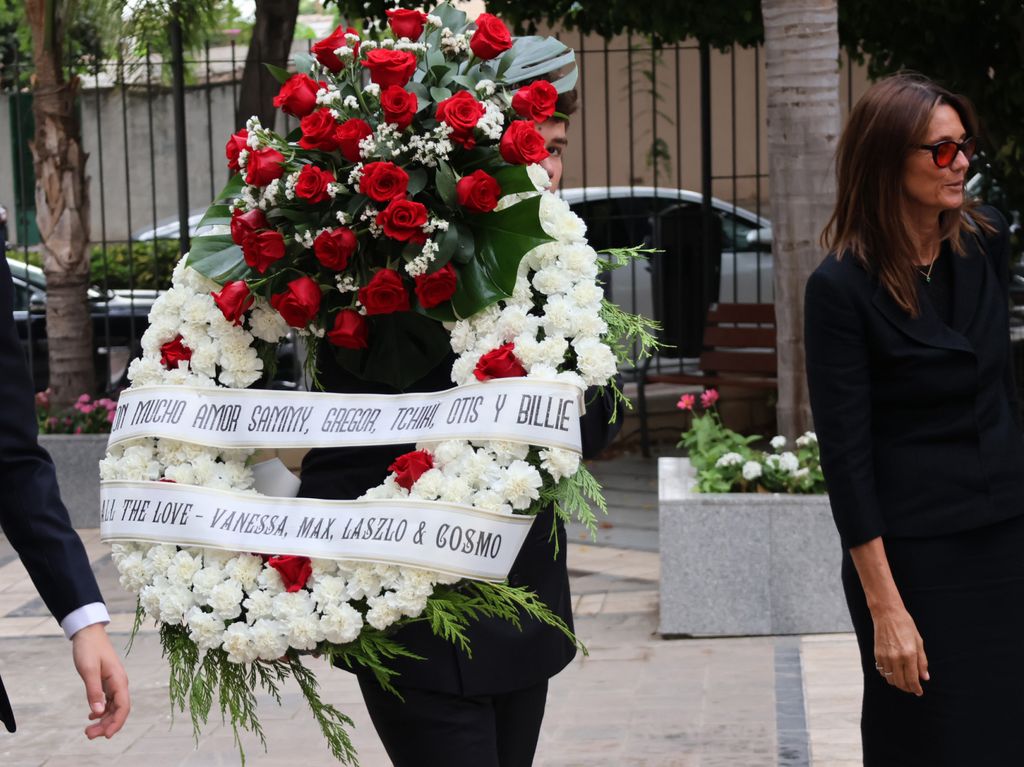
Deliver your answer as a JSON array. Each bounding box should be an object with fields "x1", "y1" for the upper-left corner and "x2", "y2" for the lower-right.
[{"x1": 651, "y1": 203, "x2": 723, "y2": 358}]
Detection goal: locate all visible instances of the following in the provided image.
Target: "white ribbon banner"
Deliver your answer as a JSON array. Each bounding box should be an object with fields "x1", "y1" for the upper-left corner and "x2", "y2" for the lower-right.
[
  {"x1": 107, "y1": 379, "x2": 583, "y2": 453},
  {"x1": 100, "y1": 480, "x2": 535, "y2": 581}
]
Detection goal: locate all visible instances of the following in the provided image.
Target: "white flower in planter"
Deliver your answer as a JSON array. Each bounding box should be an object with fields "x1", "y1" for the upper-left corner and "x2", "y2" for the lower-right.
[
  {"x1": 716, "y1": 452, "x2": 744, "y2": 468},
  {"x1": 742, "y1": 461, "x2": 763, "y2": 481},
  {"x1": 770, "y1": 435, "x2": 787, "y2": 450}
]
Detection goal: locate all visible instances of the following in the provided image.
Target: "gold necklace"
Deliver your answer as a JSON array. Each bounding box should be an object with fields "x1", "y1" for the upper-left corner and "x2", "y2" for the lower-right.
[{"x1": 917, "y1": 247, "x2": 940, "y2": 284}]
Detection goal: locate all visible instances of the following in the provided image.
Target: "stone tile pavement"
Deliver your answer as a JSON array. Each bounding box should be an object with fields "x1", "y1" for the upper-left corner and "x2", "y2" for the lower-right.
[{"x1": 0, "y1": 454, "x2": 866, "y2": 765}]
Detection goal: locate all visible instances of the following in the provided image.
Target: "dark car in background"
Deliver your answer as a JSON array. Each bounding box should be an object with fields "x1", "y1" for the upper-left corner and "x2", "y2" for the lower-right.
[
  {"x1": 9, "y1": 257, "x2": 159, "y2": 393},
  {"x1": 10, "y1": 257, "x2": 302, "y2": 393},
  {"x1": 560, "y1": 186, "x2": 773, "y2": 358}
]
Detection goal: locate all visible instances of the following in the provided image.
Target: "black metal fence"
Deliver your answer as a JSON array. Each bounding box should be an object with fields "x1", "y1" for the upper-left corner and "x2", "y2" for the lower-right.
[{"x1": 2, "y1": 32, "x2": 867, "y2": 395}]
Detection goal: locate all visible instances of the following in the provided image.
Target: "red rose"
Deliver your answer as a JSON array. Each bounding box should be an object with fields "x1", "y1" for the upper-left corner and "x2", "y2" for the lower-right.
[
  {"x1": 360, "y1": 49, "x2": 418, "y2": 88},
  {"x1": 267, "y1": 555, "x2": 312, "y2": 592},
  {"x1": 512, "y1": 80, "x2": 558, "y2": 122},
  {"x1": 435, "y1": 90, "x2": 485, "y2": 149},
  {"x1": 335, "y1": 118, "x2": 373, "y2": 163},
  {"x1": 359, "y1": 268, "x2": 410, "y2": 315},
  {"x1": 387, "y1": 9, "x2": 428, "y2": 40},
  {"x1": 376, "y1": 199, "x2": 428, "y2": 244},
  {"x1": 500, "y1": 120, "x2": 549, "y2": 165},
  {"x1": 388, "y1": 449, "x2": 433, "y2": 490},
  {"x1": 270, "y1": 276, "x2": 322, "y2": 328},
  {"x1": 314, "y1": 227, "x2": 358, "y2": 270},
  {"x1": 414, "y1": 263, "x2": 457, "y2": 308},
  {"x1": 273, "y1": 73, "x2": 324, "y2": 118},
  {"x1": 326, "y1": 309, "x2": 368, "y2": 349},
  {"x1": 474, "y1": 342, "x2": 527, "y2": 381},
  {"x1": 230, "y1": 208, "x2": 269, "y2": 246},
  {"x1": 380, "y1": 86, "x2": 419, "y2": 131},
  {"x1": 225, "y1": 129, "x2": 249, "y2": 172},
  {"x1": 211, "y1": 280, "x2": 254, "y2": 325},
  {"x1": 470, "y1": 13, "x2": 512, "y2": 60},
  {"x1": 294, "y1": 165, "x2": 335, "y2": 204},
  {"x1": 359, "y1": 161, "x2": 409, "y2": 203},
  {"x1": 160, "y1": 335, "x2": 192, "y2": 370},
  {"x1": 242, "y1": 229, "x2": 286, "y2": 274},
  {"x1": 245, "y1": 147, "x2": 286, "y2": 186},
  {"x1": 456, "y1": 169, "x2": 501, "y2": 214},
  {"x1": 312, "y1": 25, "x2": 359, "y2": 72},
  {"x1": 299, "y1": 109, "x2": 340, "y2": 151}
]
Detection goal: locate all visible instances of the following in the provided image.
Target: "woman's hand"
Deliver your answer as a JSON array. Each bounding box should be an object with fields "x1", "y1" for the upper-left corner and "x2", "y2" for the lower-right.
[
  {"x1": 871, "y1": 604, "x2": 930, "y2": 696},
  {"x1": 849, "y1": 536, "x2": 930, "y2": 696}
]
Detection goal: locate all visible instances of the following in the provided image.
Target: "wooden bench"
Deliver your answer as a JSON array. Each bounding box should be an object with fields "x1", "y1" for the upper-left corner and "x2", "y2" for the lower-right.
[{"x1": 636, "y1": 302, "x2": 777, "y2": 455}]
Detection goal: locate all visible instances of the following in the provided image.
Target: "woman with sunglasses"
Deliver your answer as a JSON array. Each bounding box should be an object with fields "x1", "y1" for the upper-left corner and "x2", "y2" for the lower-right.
[{"x1": 805, "y1": 72, "x2": 1024, "y2": 764}]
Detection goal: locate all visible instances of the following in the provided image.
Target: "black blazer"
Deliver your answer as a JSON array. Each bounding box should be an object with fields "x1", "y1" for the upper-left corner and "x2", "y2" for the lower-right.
[
  {"x1": 0, "y1": 250, "x2": 105, "y2": 732},
  {"x1": 299, "y1": 342, "x2": 621, "y2": 695},
  {"x1": 804, "y1": 206, "x2": 1024, "y2": 549}
]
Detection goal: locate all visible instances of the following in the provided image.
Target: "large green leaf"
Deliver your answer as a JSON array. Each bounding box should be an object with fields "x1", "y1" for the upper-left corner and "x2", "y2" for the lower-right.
[
  {"x1": 493, "y1": 165, "x2": 538, "y2": 195},
  {"x1": 450, "y1": 195, "x2": 554, "y2": 318},
  {"x1": 432, "y1": 2, "x2": 468, "y2": 31},
  {"x1": 331, "y1": 311, "x2": 451, "y2": 390},
  {"x1": 186, "y1": 235, "x2": 250, "y2": 284},
  {"x1": 197, "y1": 203, "x2": 232, "y2": 228},
  {"x1": 502, "y1": 37, "x2": 577, "y2": 86}
]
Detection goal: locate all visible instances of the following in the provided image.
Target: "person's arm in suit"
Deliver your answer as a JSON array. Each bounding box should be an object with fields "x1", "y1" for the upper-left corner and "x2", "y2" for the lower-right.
[
  {"x1": 579, "y1": 375, "x2": 624, "y2": 459},
  {"x1": 0, "y1": 252, "x2": 129, "y2": 737},
  {"x1": 805, "y1": 265, "x2": 928, "y2": 697}
]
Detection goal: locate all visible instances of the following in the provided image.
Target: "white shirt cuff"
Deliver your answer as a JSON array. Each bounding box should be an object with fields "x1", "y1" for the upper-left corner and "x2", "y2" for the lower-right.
[{"x1": 60, "y1": 603, "x2": 111, "y2": 640}]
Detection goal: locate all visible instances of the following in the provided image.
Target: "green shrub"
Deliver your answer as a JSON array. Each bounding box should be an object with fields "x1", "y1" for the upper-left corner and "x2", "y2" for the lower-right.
[{"x1": 90, "y1": 240, "x2": 181, "y2": 290}]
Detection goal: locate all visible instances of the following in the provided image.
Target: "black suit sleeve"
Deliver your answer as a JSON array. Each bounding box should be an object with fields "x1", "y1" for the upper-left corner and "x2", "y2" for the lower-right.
[
  {"x1": 980, "y1": 208, "x2": 1022, "y2": 430},
  {"x1": 0, "y1": 252, "x2": 103, "y2": 622},
  {"x1": 804, "y1": 267, "x2": 886, "y2": 549},
  {"x1": 579, "y1": 375, "x2": 623, "y2": 459}
]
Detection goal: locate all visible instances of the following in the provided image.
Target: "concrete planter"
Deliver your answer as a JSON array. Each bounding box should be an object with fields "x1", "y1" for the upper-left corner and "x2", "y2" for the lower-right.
[
  {"x1": 658, "y1": 457, "x2": 852, "y2": 637},
  {"x1": 38, "y1": 434, "x2": 109, "y2": 529}
]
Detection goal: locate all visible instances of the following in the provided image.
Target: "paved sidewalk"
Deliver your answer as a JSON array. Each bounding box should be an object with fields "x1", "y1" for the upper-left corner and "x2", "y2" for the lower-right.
[
  {"x1": 0, "y1": 453, "x2": 865, "y2": 765},
  {"x1": 0, "y1": 534, "x2": 864, "y2": 766}
]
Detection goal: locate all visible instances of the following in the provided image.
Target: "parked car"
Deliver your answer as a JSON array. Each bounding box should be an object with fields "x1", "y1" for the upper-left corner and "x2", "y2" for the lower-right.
[
  {"x1": 132, "y1": 211, "x2": 216, "y2": 242},
  {"x1": 559, "y1": 186, "x2": 773, "y2": 357},
  {"x1": 9, "y1": 257, "x2": 159, "y2": 393},
  {"x1": 10, "y1": 258, "x2": 302, "y2": 393}
]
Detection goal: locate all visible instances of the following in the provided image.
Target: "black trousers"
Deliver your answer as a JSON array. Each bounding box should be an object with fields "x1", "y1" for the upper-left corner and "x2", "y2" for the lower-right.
[
  {"x1": 358, "y1": 677, "x2": 549, "y2": 767},
  {"x1": 842, "y1": 514, "x2": 1024, "y2": 766}
]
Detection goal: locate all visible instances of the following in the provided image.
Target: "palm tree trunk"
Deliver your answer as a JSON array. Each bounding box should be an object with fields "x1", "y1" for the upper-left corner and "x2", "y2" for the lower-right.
[
  {"x1": 761, "y1": 0, "x2": 840, "y2": 437},
  {"x1": 24, "y1": 0, "x2": 94, "y2": 409},
  {"x1": 235, "y1": 0, "x2": 300, "y2": 131}
]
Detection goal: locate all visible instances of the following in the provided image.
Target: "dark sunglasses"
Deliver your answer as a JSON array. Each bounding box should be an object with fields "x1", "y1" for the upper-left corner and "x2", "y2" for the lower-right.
[{"x1": 917, "y1": 136, "x2": 977, "y2": 168}]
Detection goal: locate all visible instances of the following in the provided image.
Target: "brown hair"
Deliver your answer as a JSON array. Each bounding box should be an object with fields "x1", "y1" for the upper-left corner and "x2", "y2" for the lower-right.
[
  {"x1": 555, "y1": 88, "x2": 578, "y2": 121},
  {"x1": 821, "y1": 72, "x2": 992, "y2": 316}
]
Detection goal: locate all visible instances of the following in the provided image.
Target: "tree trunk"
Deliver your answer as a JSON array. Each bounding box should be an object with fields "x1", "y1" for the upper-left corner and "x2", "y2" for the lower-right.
[
  {"x1": 235, "y1": 0, "x2": 300, "y2": 131},
  {"x1": 761, "y1": 0, "x2": 840, "y2": 438},
  {"x1": 24, "y1": 0, "x2": 94, "y2": 410}
]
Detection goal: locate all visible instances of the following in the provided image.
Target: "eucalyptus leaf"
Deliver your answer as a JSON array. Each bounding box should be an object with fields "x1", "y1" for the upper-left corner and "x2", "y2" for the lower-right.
[
  {"x1": 263, "y1": 63, "x2": 291, "y2": 84},
  {"x1": 407, "y1": 168, "x2": 429, "y2": 197},
  {"x1": 186, "y1": 235, "x2": 250, "y2": 284},
  {"x1": 451, "y1": 74, "x2": 480, "y2": 91},
  {"x1": 430, "y1": 86, "x2": 453, "y2": 102},
  {"x1": 432, "y1": 2, "x2": 468, "y2": 31},
  {"x1": 331, "y1": 311, "x2": 451, "y2": 390},
  {"x1": 433, "y1": 224, "x2": 459, "y2": 269},
  {"x1": 293, "y1": 52, "x2": 316, "y2": 76}
]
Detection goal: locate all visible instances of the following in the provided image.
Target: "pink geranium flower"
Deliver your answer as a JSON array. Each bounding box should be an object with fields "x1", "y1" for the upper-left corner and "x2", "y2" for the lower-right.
[
  {"x1": 677, "y1": 393, "x2": 696, "y2": 411},
  {"x1": 701, "y1": 389, "x2": 720, "y2": 408}
]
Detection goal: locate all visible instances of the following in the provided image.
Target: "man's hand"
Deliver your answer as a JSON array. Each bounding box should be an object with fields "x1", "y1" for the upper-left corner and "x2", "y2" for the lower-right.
[{"x1": 71, "y1": 623, "x2": 130, "y2": 738}]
